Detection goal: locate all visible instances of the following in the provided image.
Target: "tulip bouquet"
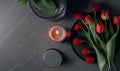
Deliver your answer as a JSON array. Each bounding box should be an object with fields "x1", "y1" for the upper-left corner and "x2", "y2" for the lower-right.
[{"x1": 73, "y1": 2, "x2": 120, "y2": 71}]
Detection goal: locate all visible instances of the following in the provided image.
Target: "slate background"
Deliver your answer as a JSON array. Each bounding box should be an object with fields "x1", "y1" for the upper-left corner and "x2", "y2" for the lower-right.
[{"x1": 0, "y1": 0, "x2": 120, "y2": 71}]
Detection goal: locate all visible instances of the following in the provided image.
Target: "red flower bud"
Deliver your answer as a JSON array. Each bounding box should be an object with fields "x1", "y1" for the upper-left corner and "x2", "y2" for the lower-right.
[
  {"x1": 101, "y1": 9, "x2": 109, "y2": 20},
  {"x1": 74, "y1": 23, "x2": 83, "y2": 31},
  {"x1": 96, "y1": 23, "x2": 105, "y2": 34},
  {"x1": 85, "y1": 56, "x2": 95, "y2": 64},
  {"x1": 81, "y1": 48, "x2": 90, "y2": 56},
  {"x1": 74, "y1": 12, "x2": 84, "y2": 20},
  {"x1": 85, "y1": 15, "x2": 93, "y2": 25},
  {"x1": 113, "y1": 16, "x2": 120, "y2": 25},
  {"x1": 92, "y1": 2, "x2": 100, "y2": 11},
  {"x1": 73, "y1": 38, "x2": 83, "y2": 46}
]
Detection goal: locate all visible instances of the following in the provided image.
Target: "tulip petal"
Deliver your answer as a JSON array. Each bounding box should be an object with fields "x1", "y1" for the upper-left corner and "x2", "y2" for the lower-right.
[
  {"x1": 101, "y1": 9, "x2": 109, "y2": 20},
  {"x1": 92, "y1": 2, "x2": 100, "y2": 11}
]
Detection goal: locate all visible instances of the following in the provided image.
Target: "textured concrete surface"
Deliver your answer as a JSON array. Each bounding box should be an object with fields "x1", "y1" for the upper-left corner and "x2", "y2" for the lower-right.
[{"x1": 0, "y1": 0, "x2": 120, "y2": 71}]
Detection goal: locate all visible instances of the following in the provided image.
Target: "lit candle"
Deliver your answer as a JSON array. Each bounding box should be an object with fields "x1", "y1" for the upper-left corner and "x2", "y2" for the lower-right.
[
  {"x1": 49, "y1": 25, "x2": 71, "y2": 42},
  {"x1": 56, "y1": 30, "x2": 60, "y2": 36}
]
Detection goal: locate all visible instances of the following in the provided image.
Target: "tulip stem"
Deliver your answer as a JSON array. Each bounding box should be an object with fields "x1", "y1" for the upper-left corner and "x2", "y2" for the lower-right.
[
  {"x1": 117, "y1": 25, "x2": 119, "y2": 33},
  {"x1": 94, "y1": 12, "x2": 100, "y2": 23},
  {"x1": 94, "y1": 12, "x2": 96, "y2": 18},
  {"x1": 101, "y1": 34, "x2": 105, "y2": 42},
  {"x1": 111, "y1": 61, "x2": 116, "y2": 69},
  {"x1": 94, "y1": 12, "x2": 97, "y2": 23},
  {"x1": 96, "y1": 17, "x2": 101, "y2": 23},
  {"x1": 109, "y1": 19, "x2": 112, "y2": 29},
  {"x1": 105, "y1": 20, "x2": 107, "y2": 27},
  {"x1": 104, "y1": 20, "x2": 109, "y2": 42},
  {"x1": 83, "y1": 40, "x2": 88, "y2": 43},
  {"x1": 90, "y1": 51, "x2": 96, "y2": 53},
  {"x1": 82, "y1": 19, "x2": 89, "y2": 30},
  {"x1": 82, "y1": 28, "x2": 87, "y2": 33},
  {"x1": 109, "y1": 18, "x2": 115, "y2": 37},
  {"x1": 88, "y1": 25, "x2": 96, "y2": 42}
]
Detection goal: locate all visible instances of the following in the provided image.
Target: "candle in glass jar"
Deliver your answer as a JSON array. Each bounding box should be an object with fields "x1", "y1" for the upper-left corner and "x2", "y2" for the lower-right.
[{"x1": 49, "y1": 25, "x2": 70, "y2": 42}]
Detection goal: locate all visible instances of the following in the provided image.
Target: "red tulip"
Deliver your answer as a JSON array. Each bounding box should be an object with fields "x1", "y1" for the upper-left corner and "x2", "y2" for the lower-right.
[
  {"x1": 96, "y1": 23, "x2": 105, "y2": 34},
  {"x1": 81, "y1": 48, "x2": 90, "y2": 56},
  {"x1": 85, "y1": 56, "x2": 95, "y2": 64},
  {"x1": 73, "y1": 38, "x2": 83, "y2": 46},
  {"x1": 74, "y1": 12, "x2": 84, "y2": 20},
  {"x1": 74, "y1": 23, "x2": 83, "y2": 31},
  {"x1": 113, "y1": 16, "x2": 120, "y2": 25},
  {"x1": 118, "y1": 16, "x2": 120, "y2": 24},
  {"x1": 92, "y1": 2, "x2": 100, "y2": 11},
  {"x1": 101, "y1": 9, "x2": 109, "y2": 20},
  {"x1": 85, "y1": 15, "x2": 93, "y2": 25}
]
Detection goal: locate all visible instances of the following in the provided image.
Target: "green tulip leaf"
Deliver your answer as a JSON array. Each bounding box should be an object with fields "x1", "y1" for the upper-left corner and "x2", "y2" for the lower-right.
[
  {"x1": 82, "y1": 30, "x2": 94, "y2": 49},
  {"x1": 106, "y1": 26, "x2": 119, "y2": 69},
  {"x1": 82, "y1": 28, "x2": 107, "y2": 71},
  {"x1": 95, "y1": 47, "x2": 107, "y2": 71},
  {"x1": 18, "y1": 0, "x2": 28, "y2": 5},
  {"x1": 87, "y1": 35, "x2": 107, "y2": 71},
  {"x1": 106, "y1": 34, "x2": 116, "y2": 69}
]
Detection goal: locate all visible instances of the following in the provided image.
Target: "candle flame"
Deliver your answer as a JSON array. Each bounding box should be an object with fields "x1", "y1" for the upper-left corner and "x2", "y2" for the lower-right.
[{"x1": 56, "y1": 30, "x2": 60, "y2": 36}]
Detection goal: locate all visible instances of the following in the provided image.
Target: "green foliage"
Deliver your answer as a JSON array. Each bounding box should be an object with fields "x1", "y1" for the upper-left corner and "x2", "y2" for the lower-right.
[{"x1": 106, "y1": 26, "x2": 119, "y2": 69}]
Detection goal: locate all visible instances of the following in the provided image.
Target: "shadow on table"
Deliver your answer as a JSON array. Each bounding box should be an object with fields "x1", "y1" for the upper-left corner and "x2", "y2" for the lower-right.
[{"x1": 64, "y1": 0, "x2": 92, "y2": 19}]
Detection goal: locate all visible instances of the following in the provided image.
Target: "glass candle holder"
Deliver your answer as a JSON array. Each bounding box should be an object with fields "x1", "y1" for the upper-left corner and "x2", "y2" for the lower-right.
[{"x1": 29, "y1": 0, "x2": 67, "y2": 21}]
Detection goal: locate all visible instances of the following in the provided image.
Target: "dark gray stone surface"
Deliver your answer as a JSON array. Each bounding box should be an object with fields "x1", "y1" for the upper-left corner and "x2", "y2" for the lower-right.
[{"x1": 0, "y1": 0, "x2": 120, "y2": 71}]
